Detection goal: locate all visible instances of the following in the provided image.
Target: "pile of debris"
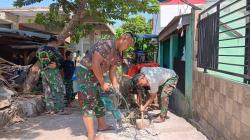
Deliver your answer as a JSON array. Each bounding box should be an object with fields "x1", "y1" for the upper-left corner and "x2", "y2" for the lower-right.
[
  {"x1": 0, "y1": 57, "x2": 44, "y2": 128},
  {"x1": 0, "y1": 57, "x2": 31, "y2": 91}
]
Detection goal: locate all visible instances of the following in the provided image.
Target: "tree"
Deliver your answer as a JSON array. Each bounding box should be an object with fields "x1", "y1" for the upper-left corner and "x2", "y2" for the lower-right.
[
  {"x1": 116, "y1": 15, "x2": 156, "y2": 58},
  {"x1": 14, "y1": 0, "x2": 159, "y2": 93},
  {"x1": 14, "y1": 0, "x2": 159, "y2": 42}
]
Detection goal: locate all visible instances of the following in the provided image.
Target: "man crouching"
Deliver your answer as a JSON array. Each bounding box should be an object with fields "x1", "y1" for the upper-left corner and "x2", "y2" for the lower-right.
[{"x1": 131, "y1": 67, "x2": 178, "y2": 123}]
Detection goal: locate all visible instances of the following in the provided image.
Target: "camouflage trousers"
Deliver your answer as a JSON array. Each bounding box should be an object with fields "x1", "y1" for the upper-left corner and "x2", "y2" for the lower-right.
[
  {"x1": 74, "y1": 66, "x2": 105, "y2": 118},
  {"x1": 64, "y1": 79, "x2": 76, "y2": 105},
  {"x1": 41, "y1": 68, "x2": 66, "y2": 112},
  {"x1": 158, "y1": 75, "x2": 178, "y2": 118}
]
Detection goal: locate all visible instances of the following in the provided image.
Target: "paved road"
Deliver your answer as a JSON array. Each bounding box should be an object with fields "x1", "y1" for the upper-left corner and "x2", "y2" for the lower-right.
[{"x1": 0, "y1": 103, "x2": 207, "y2": 140}]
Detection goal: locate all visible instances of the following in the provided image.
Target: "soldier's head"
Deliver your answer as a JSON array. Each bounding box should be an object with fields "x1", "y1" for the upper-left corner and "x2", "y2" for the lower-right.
[
  {"x1": 116, "y1": 32, "x2": 135, "y2": 52},
  {"x1": 131, "y1": 73, "x2": 148, "y2": 88}
]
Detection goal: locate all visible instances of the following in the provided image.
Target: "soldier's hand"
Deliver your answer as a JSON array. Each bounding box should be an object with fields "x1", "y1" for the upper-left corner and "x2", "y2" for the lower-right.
[{"x1": 101, "y1": 82, "x2": 111, "y2": 92}]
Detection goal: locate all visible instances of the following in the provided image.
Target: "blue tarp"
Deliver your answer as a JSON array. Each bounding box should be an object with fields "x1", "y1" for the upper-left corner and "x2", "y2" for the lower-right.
[{"x1": 134, "y1": 34, "x2": 158, "y2": 39}]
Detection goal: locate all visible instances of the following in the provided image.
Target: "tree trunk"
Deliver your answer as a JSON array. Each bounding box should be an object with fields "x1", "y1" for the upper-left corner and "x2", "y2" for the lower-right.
[{"x1": 22, "y1": 61, "x2": 41, "y2": 93}]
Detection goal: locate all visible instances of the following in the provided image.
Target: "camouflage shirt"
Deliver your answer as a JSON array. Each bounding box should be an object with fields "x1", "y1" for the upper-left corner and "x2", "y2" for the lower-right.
[{"x1": 80, "y1": 40, "x2": 122, "y2": 73}]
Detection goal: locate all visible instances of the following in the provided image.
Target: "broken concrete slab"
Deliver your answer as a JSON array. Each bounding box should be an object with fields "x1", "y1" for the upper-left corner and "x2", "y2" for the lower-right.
[
  {"x1": 0, "y1": 86, "x2": 15, "y2": 109},
  {"x1": 0, "y1": 95, "x2": 44, "y2": 128}
]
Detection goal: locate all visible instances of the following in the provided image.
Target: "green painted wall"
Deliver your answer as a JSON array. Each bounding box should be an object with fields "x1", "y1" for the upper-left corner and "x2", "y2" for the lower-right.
[
  {"x1": 185, "y1": 11, "x2": 194, "y2": 118},
  {"x1": 170, "y1": 34, "x2": 179, "y2": 69}
]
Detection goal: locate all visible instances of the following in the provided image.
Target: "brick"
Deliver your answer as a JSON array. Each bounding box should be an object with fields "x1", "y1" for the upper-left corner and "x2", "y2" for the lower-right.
[
  {"x1": 233, "y1": 84, "x2": 243, "y2": 103},
  {"x1": 232, "y1": 101, "x2": 242, "y2": 121},
  {"x1": 224, "y1": 114, "x2": 232, "y2": 133},
  {"x1": 205, "y1": 87, "x2": 209, "y2": 100},
  {"x1": 239, "y1": 123, "x2": 250, "y2": 140},
  {"x1": 213, "y1": 105, "x2": 219, "y2": 123},
  {"x1": 201, "y1": 73, "x2": 206, "y2": 86},
  {"x1": 219, "y1": 79, "x2": 226, "y2": 94},
  {"x1": 205, "y1": 74, "x2": 210, "y2": 88},
  {"x1": 242, "y1": 86, "x2": 250, "y2": 108},
  {"x1": 219, "y1": 94, "x2": 226, "y2": 109},
  {"x1": 210, "y1": 76, "x2": 215, "y2": 90},
  {"x1": 218, "y1": 107, "x2": 225, "y2": 125},
  {"x1": 209, "y1": 89, "x2": 215, "y2": 101},
  {"x1": 211, "y1": 114, "x2": 219, "y2": 129},
  {"x1": 193, "y1": 72, "x2": 197, "y2": 82},
  {"x1": 225, "y1": 81, "x2": 234, "y2": 99},
  {"x1": 225, "y1": 98, "x2": 233, "y2": 116},
  {"x1": 203, "y1": 110, "x2": 209, "y2": 121},
  {"x1": 241, "y1": 106, "x2": 250, "y2": 128},
  {"x1": 207, "y1": 124, "x2": 215, "y2": 139},
  {"x1": 223, "y1": 128, "x2": 231, "y2": 140},
  {"x1": 231, "y1": 117, "x2": 241, "y2": 138},
  {"x1": 198, "y1": 72, "x2": 202, "y2": 83},
  {"x1": 214, "y1": 91, "x2": 220, "y2": 106},
  {"x1": 208, "y1": 101, "x2": 214, "y2": 115},
  {"x1": 200, "y1": 118, "x2": 208, "y2": 131},
  {"x1": 217, "y1": 122, "x2": 225, "y2": 136},
  {"x1": 214, "y1": 77, "x2": 221, "y2": 93},
  {"x1": 216, "y1": 133, "x2": 225, "y2": 140}
]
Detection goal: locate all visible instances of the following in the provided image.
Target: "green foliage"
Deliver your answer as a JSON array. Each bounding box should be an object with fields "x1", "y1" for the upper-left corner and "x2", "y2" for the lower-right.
[
  {"x1": 14, "y1": 0, "x2": 159, "y2": 43},
  {"x1": 116, "y1": 15, "x2": 156, "y2": 58},
  {"x1": 34, "y1": 6, "x2": 70, "y2": 30}
]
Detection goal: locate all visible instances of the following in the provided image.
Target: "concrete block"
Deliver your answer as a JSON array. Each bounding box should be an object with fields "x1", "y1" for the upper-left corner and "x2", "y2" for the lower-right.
[
  {"x1": 225, "y1": 98, "x2": 233, "y2": 116},
  {"x1": 241, "y1": 106, "x2": 250, "y2": 128},
  {"x1": 232, "y1": 101, "x2": 242, "y2": 121},
  {"x1": 239, "y1": 123, "x2": 250, "y2": 140},
  {"x1": 218, "y1": 107, "x2": 225, "y2": 125}
]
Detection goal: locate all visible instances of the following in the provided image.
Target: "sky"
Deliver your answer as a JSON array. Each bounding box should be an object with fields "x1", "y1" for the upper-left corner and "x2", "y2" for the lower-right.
[{"x1": 0, "y1": 0, "x2": 152, "y2": 28}]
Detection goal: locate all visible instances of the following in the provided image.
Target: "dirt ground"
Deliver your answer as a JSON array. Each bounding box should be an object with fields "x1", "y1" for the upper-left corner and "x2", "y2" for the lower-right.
[{"x1": 0, "y1": 101, "x2": 207, "y2": 140}]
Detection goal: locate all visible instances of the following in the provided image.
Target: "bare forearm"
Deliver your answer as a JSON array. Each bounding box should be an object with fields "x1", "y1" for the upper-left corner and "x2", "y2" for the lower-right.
[
  {"x1": 109, "y1": 65, "x2": 118, "y2": 86},
  {"x1": 92, "y1": 62, "x2": 104, "y2": 86},
  {"x1": 144, "y1": 94, "x2": 156, "y2": 108}
]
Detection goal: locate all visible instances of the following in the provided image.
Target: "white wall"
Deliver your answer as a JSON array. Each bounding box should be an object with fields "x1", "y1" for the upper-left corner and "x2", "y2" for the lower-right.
[{"x1": 153, "y1": 4, "x2": 192, "y2": 34}]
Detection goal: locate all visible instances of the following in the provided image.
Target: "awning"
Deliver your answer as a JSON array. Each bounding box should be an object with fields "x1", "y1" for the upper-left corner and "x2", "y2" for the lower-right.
[
  {"x1": 159, "y1": 14, "x2": 190, "y2": 41},
  {"x1": 135, "y1": 34, "x2": 158, "y2": 39},
  {"x1": 0, "y1": 27, "x2": 51, "y2": 45}
]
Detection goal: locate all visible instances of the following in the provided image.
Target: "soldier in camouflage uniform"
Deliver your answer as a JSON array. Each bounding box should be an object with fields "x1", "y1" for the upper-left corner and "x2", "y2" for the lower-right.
[
  {"x1": 37, "y1": 36, "x2": 66, "y2": 114},
  {"x1": 74, "y1": 33, "x2": 135, "y2": 140},
  {"x1": 132, "y1": 67, "x2": 178, "y2": 123}
]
